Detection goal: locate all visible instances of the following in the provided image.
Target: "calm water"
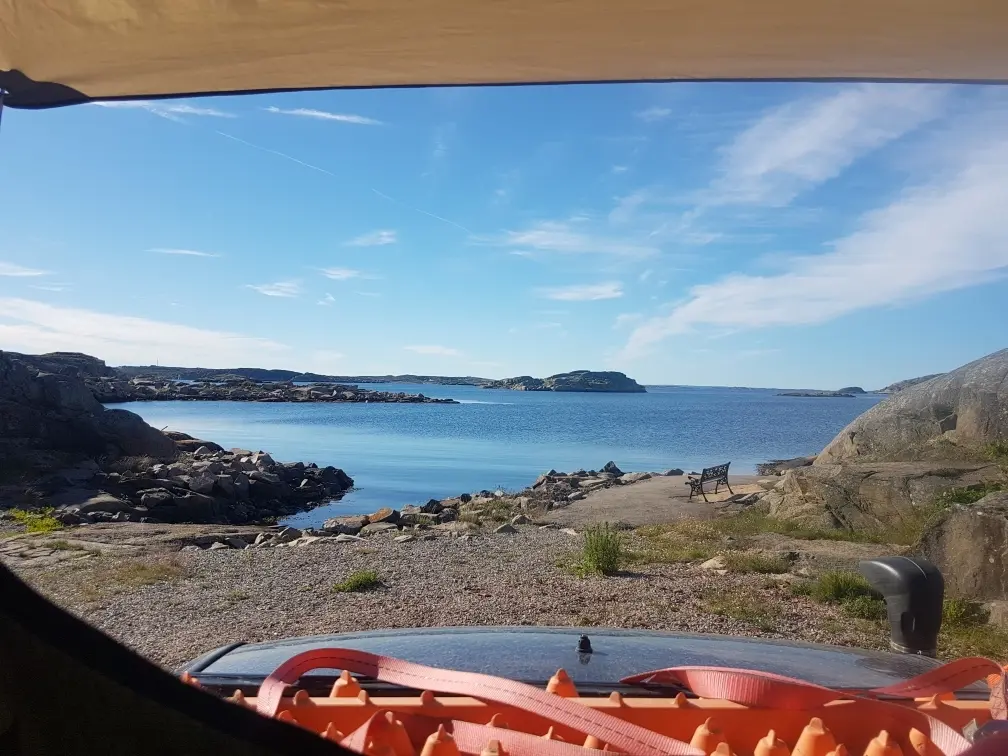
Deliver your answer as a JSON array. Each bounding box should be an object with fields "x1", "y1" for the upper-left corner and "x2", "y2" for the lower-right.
[{"x1": 119, "y1": 385, "x2": 884, "y2": 527}]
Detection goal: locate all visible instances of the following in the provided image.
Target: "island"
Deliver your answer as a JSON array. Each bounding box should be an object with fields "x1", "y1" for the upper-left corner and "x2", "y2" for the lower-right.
[
  {"x1": 5, "y1": 352, "x2": 457, "y2": 405},
  {"x1": 836, "y1": 386, "x2": 866, "y2": 394},
  {"x1": 482, "y1": 370, "x2": 646, "y2": 393},
  {"x1": 117, "y1": 365, "x2": 490, "y2": 387},
  {"x1": 777, "y1": 390, "x2": 856, "y2": 398}
]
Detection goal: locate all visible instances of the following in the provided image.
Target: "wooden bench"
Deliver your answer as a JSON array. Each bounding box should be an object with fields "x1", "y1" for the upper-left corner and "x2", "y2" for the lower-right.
[{"x1": 686, "y1": 463, "x2": 732, "y2": 502}]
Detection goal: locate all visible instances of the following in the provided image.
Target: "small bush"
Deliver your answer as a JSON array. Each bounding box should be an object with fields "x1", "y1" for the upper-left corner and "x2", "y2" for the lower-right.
[
  {"x1": 811, "y1": 571, "x2": 882, "y2": 603},
  {"x1": 723, "y1": 552, "x2": 792, "y2": 574},
  {"x1": 983, "y1": 441, "x2": 1008, "y2": 461},
  {"x1": 579, "y1": 524, "x2": 623, "y2": 576},
  {"x1": 10, "y1": 508, "x2": 62, "y2": 534},
  {"x1": 843, "y1": 595, "x2": 888, "y2": 620},
  {"x1": 942, "y1": 598, "x2": 989, "y2": 628},
  {"x1": 48, "y1": 540, "x2": 83, "y2": 551},
  {"x1": 333, "y1": 569, "x2": 381, "y2": 593},
  {"x1": 937, "y1": 482, "x2": 1005, "y2": 507}
]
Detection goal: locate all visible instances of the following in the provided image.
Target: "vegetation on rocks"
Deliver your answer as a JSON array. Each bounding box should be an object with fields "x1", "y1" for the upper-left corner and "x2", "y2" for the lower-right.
[
  {"x1": 576, "y1": 523, "x2": 624, "y2": 576},
  {"x1": 333, "y1": 569, "x2": 381, "y2": 593},
  {"x1": 10, "y1": 508, "x2": 62, "y2": 534}
]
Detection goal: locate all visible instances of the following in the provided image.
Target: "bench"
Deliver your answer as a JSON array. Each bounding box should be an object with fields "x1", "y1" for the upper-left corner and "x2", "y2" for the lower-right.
[{"x1": 685, "y1": 463, "x2": 732, "y2": 502}]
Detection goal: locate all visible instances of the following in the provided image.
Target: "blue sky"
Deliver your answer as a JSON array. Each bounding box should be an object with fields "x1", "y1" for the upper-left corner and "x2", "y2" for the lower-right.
[{"x1": 1, "y1": 82, "x2": 1006, "y2": 388}]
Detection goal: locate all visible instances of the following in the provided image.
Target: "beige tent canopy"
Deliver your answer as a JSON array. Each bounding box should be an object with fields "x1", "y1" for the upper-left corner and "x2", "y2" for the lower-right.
[{"x1": 1, "y1": 0, "x2": 1007, "y2": 108}]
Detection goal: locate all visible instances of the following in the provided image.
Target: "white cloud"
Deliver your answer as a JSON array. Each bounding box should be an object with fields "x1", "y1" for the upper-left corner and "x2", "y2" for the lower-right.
[
  {"x1": 321, "y1": 267, "x2": 371, "y2": 281},
  {"x1": 636, "y1": 107, "x2": 672, "y2": 123},
  {"x1": 246, "y1": 281, "x2": 301, "y2": 297},
  {"x1": 639, "y1": 269, "x2": 653, "y2": 282},
  {"x1": 710, "y1": 84, "x2": 947, "y2": 206},
  {"x1": 93, "y1": 100, "x2": 235, "y2": 121},
  {"x1": 624, "y1": 132, "x2": 1008, "y2": 356},
  {"x1": 612, "y1": 165, "x2": 629, "y2": 174},
  {"x1": 404, "y1": 345, "x2": 462, "y2": 357},
  {"x1": 318, "y1": 292, "x2": 336, "y2": 306},
  {"x1": 0, "y1": 262, "x2": 49, "y2": 277},
  {"x1": 346, "y1": 230, "x2": 396, "y2": 246},
  {"x1": 539, "y1": 282, "x2": 623, "y2": 301},
  {"x1": 490, "y1": 221, "x2": 658, "y2": 258},
  {"x1": 29, "y1": 283, "x2": 71, "y2": 292},
  {"x1": 149, "y1": 248, "x2": 220, "y2": 258},
  {"x1": 0, "y1": 298, "x2": 286, "y2": 366},
  {"x1": 613, "y1": 313, "x2": 643, "y2": 329},
  {"x1": 264, "y1": 106, "x2": 382, "y2": 126}
]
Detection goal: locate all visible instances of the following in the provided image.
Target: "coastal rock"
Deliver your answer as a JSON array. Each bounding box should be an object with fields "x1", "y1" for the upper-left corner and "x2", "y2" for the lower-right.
[
  {"x1": 214, "y1": 474, "x2": 236, "y2": 498},
  {"x1": 511, "y1": 514, "x2": 532, "y2": 525},
  {"x1": 139, "y1": 489, "x2": 173, "y2": 508},
  {"x1": 602, "y1": 461, "x2": 623, "y2": 476},
  {"x1": 209, "y1": 541, "x2": 230, "y2": 550},
  {"x1": 920, "y1": 492, "x2": 1008, "y2": 601},
  {"x1": 395, "y1": 534, "x2": 415, "y2": 543},
  {"x1": 494, "y1": 523, "x2": 517, "y2": 535},
  {"x1": 768, "y1": 461, "x2": 1005, "y2": 530},
  {"x1": 663, "y1": 468, "x2": 684, "y2": 476},
  {"x1": 233, "y1": 472, "x2": 250, "y2": 500},
  {"x1": 274, "y1": 527, "x2": 302, "y2": 544},
  {"x1": 567, "y1": 491, "x2": 585, "y2": 502},
  {"x1": 817, "y1": 348, "x2": 1008, "y2": 463},
  {"x1": 420, "y1": 498, "x2": 443, "y2": 514},
  {"x1": 361, "y1": 522, "x2": 398, "y2": 535},
  {"x1": 322, "y1": 515, "x2": 367, "y2": 535},
  {"x1": 368, "y1": 507, "x2": 400, "y2": 525},
  {"x1": 189, "y1": 473, "x2": 217, "y2": 496},
  {"x1": 335, "y1": 534, "x2": 365, "y2": 543},
  {"x1": 619, "y1": 472, "x2": 651, "y2": 485},
  {"x1": 701, "y1": 556, "x2": 727, "y2": 571}
]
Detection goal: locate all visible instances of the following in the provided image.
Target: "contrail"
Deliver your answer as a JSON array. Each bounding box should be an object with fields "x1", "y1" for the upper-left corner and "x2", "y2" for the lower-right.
[
  {"x1": 215, "y1": 130, "x2": 337, "y2": 176},
  {"x1": 214, "y1": 130, "x2": 470, "y2": 234},
  {"x1": 370, "y1": 189, "x2": 471, "y2": 234}
]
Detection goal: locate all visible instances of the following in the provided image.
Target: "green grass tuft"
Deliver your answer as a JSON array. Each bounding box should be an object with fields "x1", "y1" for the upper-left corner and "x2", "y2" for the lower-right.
[
  {"x1": 333, "y1": 569, "x2": 381, "y2": 593},
  {"x1": 10, "y1": 508, "x2": 63, "y2": 534},
  {"x1": 578, "y1": 523, "x2": 624, "y2": 576},
  {"x1": 810, "y1": 571, "x2": 881, "y2": 603},
  {"x1": 942, "y1": 597, "x2": 989, "y2": 628}
]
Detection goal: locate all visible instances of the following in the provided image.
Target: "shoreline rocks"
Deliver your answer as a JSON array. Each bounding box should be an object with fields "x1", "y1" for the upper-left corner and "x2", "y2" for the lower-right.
[{"x1": 91, "y1": 377, "x2": 457, "y2": 404}]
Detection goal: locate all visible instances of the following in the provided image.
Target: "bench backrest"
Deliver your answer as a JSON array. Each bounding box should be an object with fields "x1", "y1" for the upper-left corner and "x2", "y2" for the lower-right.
[{"x1": 700, "y1": 462, "x2": 730, "y2": 482}]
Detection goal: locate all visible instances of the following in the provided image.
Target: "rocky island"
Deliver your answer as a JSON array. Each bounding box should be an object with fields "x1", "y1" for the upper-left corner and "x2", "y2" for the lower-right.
[
  {"x1": 876, "y1": 373, "x2": 944, "y2": 394},
  {"x1": 777, "y1": 390, "x2": 856, "y2": 398},
  {"x1": 5, "y1": 352, "x2": 457, "y2": 404},
  {"x1": 483, "y1": 370, "x2": 646, "y2": 393}
]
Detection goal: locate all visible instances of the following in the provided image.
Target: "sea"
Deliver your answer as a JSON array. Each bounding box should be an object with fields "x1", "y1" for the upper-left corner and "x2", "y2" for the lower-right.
[{"x1": 118, "y1": 384, "x2": 884, "y2": 528}]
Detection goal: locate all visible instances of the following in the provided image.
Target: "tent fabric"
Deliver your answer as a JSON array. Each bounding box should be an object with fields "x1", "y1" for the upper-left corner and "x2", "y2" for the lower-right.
[
  {"x1": 0, "y1": 561, "x2": 350, "y2": 755},
  {"x1": 1, "y1": 0, "x2": 1008, "y2": 109}
]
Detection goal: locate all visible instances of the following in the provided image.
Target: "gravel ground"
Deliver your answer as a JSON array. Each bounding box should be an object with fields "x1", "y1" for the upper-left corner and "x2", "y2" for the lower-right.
[{"x1": 10, "y1": 526, "x2": 887, "y2": 669}]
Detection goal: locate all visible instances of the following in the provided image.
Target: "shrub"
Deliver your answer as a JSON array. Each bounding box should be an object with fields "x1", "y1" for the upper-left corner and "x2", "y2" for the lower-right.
[
  {"x1": 942, "y1": 598, "x2": 989, "y2": 628},
  {"x1": 580, "y1": 523, "x2": 623, "y2": 576},
  {"x1": 333, "y1": 569, "x2": 381, "y2": 593},
  {"x1": 10, "y1": 508, "x2": 62, "y2": 534},
  {"x1": 723, "y1": 552, "x2": 792, "y2": 574},
  {"x1": 811, "y1": 571, "x2": 882, "y2": 603},
  {"x1": 843, "y1": 595, "x2": 888, "y2": 620}
]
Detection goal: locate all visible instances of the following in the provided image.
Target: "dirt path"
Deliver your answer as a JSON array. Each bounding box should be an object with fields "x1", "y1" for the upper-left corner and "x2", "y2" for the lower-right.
[{"x1": 543, "y1": 475, "x2": 762, "y2": 528}]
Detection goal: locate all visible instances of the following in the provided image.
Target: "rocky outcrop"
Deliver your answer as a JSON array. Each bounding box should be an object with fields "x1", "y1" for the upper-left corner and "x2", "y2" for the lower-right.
[
  {"x1": 90, "y1": 376, "x2": 457, "y2": 404},
  {"x1": 764, "y1": 461, "x2": 1006, "y2": 531},
  {"x1": 920, "y1": 491, "x2": 1008, "y2": 600},
  {"x1": 817, "y1": 349, "x2": 1008, "y2": 464},
  {"x1": 483, "y1": 370, "x2": 646, "y2": 393},
  {"x1": 837, "y1": 387, "x2": 866, "y2": 394},
  {"x1": 0, "y1": 351, "x2": 177, "y2": 463},
  {"x1": 49, "y1": 444, "x2": 353, "y2": 525},
  {"x1": 877, "y1": 374, "x2": 944, "y2": 394}
]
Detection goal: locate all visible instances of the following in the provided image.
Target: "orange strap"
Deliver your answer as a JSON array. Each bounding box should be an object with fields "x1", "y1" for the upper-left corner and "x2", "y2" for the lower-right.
[
  {"x1": 255, "y1": 648, "x2": 702, "y2": 756},
  {"x1": 256, "y1": 648, "x2": 1007, "y2": 756}
]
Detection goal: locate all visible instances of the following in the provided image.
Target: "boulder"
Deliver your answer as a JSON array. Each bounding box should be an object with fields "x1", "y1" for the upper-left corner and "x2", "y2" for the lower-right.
[
  {"x1": 818, "y1": 349, "x2": 1008, "y2": 464},
  {"x1": 361, "y1": 522, "x2": 398, "y2": 535},
  {"x1": 494, "y1": 523, "x2": 517, "y2": 534},
  {"x1": 139, "y1": 489, "x2": 174, "y2": 508},
  {"x1": 76, "y1": 493, "x2": 132, "y2": 515},
  {"x1": 663, "y1": 468, "x2": 685, "y2": 476},
  {"x1": 214, "y1": 474, "x2": 236, "y2": 498},
  {"x1": 459, "y1": 493, "x2": 472, "y2": 504},
  {"x1": 420, "y1": 498, "x2": 443, "y2": 514},
  {"x1": 233, "y1": 472, "x2": 250, "y2": 501},
  {"x1": 193, "y1": 445, "x2": 216, "y2": 458},
  {"x1": 274, "y1": 527, "x2": 302, "y2": 544},
  {"x1": 189, "y1": 473, "x2": 217, "y2": 496},
  {"x1": 225, "y1": 536, "x2": 248, "y2": 549},
  {"x1": 619, "y1": 472, "x2": 651, "y2": 484},
  {"x1": 368, "y1": 507, "x2": 400, "y2": 525},
  {"x1": 602, "y1": 461, "x2": 623, "y2": 476},
  {"x1": 920, "y1": 491, "x2": 1008, "y2": 600},
  {"x1": 567, "y1": 491, "x2": 585, "y2": 502},
  {"x1": 323, "y1": 515, "x2": 367, "y2": 535},
  {"x1": 252, "y1": 452, "x2": 276, "y2": 470},
  {"x1": 511, "y1": 514, "x2": 532, "y2": 525},
  {"x1": 249, "y1": 470, "x2": 281, "y2": 485},
  {"x1": 766, "y1": 461, "x2": 1005, "y2": 530}
]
